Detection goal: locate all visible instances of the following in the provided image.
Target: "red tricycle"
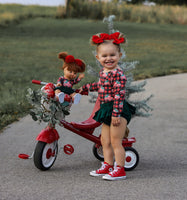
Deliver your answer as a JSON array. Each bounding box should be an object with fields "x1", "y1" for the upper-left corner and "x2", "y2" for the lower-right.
[{"x1": 19, "y1": 80, "x2": 139, "y2": 171}]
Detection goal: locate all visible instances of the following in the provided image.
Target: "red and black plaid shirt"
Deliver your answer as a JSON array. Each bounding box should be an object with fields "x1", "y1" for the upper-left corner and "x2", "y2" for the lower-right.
[
  {"x1": 57, "y1": 76, "x2": 81, "y2": 88},
  {"x1": 82, "y1": 68, "x2": 126, "y2": 117}
]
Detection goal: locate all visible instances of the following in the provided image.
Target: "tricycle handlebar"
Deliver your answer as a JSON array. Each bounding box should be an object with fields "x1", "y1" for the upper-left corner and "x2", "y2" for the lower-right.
[
  {"x1": 32, "y1": 80, "x2": 88, "y2": 95},
  {"x1": 32, "y1": 80, "x2": 48, "y2": 85}
]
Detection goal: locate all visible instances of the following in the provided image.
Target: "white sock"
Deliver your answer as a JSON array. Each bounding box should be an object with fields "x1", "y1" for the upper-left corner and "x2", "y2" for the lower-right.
[
  {"x1": 73, "y1": 93, "x2": 81, "y2": 104},
  {"x1": 57, "y1": 92, "x2": 65, "y2": 103}
]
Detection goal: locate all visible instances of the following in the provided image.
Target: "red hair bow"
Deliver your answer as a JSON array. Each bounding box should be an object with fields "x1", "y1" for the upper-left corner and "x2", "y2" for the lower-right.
[
  {"x1": 65, "y1": 55, "x2": 83, "y2": 67},
  {"x1": 92, "y1": 32, "x2": 125, "y2": 45}
]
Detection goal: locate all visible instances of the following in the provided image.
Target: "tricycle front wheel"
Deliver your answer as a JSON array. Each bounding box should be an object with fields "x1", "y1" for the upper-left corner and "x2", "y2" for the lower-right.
[{"x1": 34, "y1": 141, "x2": 58, "y2": 171}]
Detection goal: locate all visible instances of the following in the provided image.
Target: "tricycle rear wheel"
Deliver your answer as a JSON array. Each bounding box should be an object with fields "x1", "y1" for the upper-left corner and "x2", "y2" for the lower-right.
[
  {"x1": 93, "y1": 144, "x2": 104, "y2": 161},
  {"x1": 124, "y1": 147, "x2": 139, "y2": 171},
  {"x1": 92, "y1": 144, "x2": 139, "y2": 171},
  {"x1": 34, "y1": 141, "x2": 58, "y2": 171}
]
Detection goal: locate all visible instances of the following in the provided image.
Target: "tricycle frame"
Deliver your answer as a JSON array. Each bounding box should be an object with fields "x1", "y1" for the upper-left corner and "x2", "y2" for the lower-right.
[{"x1": 19, "y1": 80, "x2": 139, "y2": 172}]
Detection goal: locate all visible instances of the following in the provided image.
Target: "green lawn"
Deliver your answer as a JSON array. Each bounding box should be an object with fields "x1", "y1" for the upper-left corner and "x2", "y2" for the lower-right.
[{"x1": 0, "y1": 18, "x2": 187, "y2": 130}]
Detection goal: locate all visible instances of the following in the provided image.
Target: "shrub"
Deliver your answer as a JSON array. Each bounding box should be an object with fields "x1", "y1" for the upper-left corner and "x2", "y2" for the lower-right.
[
  {"x1": 63, "y1": 1, "x2": 187, "y2": 25},
  {"x1": 0, "y1": 3, "x2": 187, "y2": 25}
]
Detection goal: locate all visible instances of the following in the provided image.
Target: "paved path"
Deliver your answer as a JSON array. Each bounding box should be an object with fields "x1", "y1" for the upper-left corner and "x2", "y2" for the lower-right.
[{"x1": 0, "y1": 74, "x2": 187, "y2": 200}]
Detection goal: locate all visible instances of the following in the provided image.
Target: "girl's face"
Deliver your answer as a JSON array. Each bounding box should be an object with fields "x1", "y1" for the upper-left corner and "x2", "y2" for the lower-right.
[
  {"x1": 64, "y1": 67, "x2": 77, "y2": 80},
  {"x1": 96, "y1": 42, "x2": 122, "y2": 71}
]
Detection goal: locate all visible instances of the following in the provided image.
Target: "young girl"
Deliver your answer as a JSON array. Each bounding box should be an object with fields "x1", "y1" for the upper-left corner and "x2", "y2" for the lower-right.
[
  {"x1": 80, "y1": 32, "x2": 135, "y2": 181},
  {"x1": 55, "y1": 52, "x2": 86, "y2": 105}
]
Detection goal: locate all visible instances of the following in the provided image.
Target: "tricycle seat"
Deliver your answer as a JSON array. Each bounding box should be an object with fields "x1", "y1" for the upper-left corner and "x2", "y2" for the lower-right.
[
  {"x1": 122, "y1": 137, "x2": 136, "y2": 147},
  {"x1": 71, "y1": 118, "x2": 101, "y2": 130},
  {"x1": 71, "y1": 97, "x2": 101, "y2": 130}
]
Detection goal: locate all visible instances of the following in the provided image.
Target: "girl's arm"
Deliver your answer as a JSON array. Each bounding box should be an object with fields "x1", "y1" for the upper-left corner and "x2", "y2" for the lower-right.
[
  {"x1": 112, "y1": 73, "x2": 126, "y2": 118},
  {"x1": 57, "y1": 76, "x2": 64, "y2": 86},
  {"x1": 74, "y1": 73, "x2": 85, "y2": 85},
  {"x1": 82, "y1": 82, "x2": 99, "y2": 92},
  {"x1": 73, "y1": 76, "x2": 81, "y2": 84},
  {"x1": 78, "y1": 73, "x2": 85, "y2": 80},
  {"x1": 73, "y1": 73, "x2": 85, "y2": 85}
]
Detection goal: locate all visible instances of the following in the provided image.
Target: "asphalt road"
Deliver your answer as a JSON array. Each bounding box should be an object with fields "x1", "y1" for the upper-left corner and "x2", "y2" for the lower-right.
[{"x1": 0, "y1": 73, "x2": 187, "y2": 200}]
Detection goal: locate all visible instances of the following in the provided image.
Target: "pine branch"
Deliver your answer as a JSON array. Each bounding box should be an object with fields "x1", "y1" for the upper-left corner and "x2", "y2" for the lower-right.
[
  {"x1": 89, "y1": 93, "x2": 98, "y2": 103},
  {"x1": 87, "y1": 64, "x2": 100, "y2": 78},
  {"x1": 119, "y1": 61, "x2": 139, "y2": 73},
  {"x1": 103, "y1": 15, "x2": 116, "y2": 34},
  {"x1": 128, "y1": 94, "x2": 154, "y2": 117}
]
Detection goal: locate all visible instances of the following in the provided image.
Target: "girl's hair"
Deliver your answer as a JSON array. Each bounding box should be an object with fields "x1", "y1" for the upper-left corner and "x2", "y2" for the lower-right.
[
  {"x1": 58, "y1": 52, "x2": 86, "y2": 73},
  {"x1": 90, "y1": 32, "x2": 125, "y2": 52},
  {"x1": 96, "y1": 40, "x2": 121, "y2": 52}
]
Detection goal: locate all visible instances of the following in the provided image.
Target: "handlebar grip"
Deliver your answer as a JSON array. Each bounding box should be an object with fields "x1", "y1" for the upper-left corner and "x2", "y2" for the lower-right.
[
  {"x1": 32, "y1": 80, "x2": 41, "y2": 85},
  {"x1": 32, "y1": 80, "x2": 48, "y2": 85}
]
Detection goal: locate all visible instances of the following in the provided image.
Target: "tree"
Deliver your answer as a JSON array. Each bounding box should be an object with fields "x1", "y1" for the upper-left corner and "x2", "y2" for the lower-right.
[
  {"x1": 146, "y1": 0, "x2": 186, "y2": 5},
  {"x1": 65, "y1": 0, "x2": 71, "y2": 17},
  {"x1": 87, "y1": 15, "x2": 153, "y2": 117}
]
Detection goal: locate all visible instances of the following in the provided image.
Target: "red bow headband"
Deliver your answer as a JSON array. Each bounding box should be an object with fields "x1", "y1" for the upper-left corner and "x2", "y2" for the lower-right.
[
  {"x1": 65, "y1": 55, "x2": 83, "y2": 67},
  {"x1": 92, "y1": 32, "x2": 125, "y2": 45}
]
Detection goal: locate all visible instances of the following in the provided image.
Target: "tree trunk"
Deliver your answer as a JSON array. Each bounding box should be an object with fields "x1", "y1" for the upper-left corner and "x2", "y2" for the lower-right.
[{"x1": 65, "y1": 0, "x2": 71, "y2": 17}]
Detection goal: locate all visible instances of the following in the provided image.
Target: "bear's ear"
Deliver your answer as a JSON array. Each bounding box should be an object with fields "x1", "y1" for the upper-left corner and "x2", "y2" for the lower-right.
[{"x1": 58, "y1": 52, "x2": 68, "y2": 61}]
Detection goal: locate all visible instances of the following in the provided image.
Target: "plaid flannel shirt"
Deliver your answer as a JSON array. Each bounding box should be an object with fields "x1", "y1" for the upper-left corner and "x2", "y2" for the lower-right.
[
  {"x1": 57, "y1": 76, "x2": 81, "y2": 88},
  {"x1": 82, "y1": 68, "x2": 126, "y2": 117}
]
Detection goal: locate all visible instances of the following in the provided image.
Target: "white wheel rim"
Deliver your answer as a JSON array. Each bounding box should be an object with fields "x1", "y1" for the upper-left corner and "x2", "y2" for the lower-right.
[
  {"x1": 97, "y1": 146, "x2": 104, "y2": 159},
  {"x1": 96, "y1": 147, "x2": 137, "y2": 169},
  {"x1": 125, "y1": 150, "x2": 137, "y2": 169},
  {"x1": 42, "y1": 142, "x2": 57, "y2": 168}
]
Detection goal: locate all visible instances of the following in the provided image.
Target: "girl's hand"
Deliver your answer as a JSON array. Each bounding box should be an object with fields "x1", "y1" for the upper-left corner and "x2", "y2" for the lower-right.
[
  {"x1": 56, "y1": 83, "x2": 62, "y2": 86},
  {"x1": 111, "y1": 116, "x2": 121, "y2": 126},
  {"x1": 79, "y1": 73, "x2": 85, "y2": 79},
  {"x1": 79, "y1": 87, "x2": 83, "y2": 93}
]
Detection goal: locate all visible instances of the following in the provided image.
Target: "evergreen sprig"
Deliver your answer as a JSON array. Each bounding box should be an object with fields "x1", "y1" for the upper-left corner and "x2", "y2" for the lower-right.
[{"x1": 26, "y1": 88, "x2": 70, "y2": 126}]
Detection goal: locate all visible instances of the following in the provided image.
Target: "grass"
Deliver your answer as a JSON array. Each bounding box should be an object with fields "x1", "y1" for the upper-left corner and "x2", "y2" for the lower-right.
[
  {"x1": 0, "y1": 4, "x2": 57, "y2": 26},
  {"x1": 0, "y1": 18, "x2": 187, "y2": 130}
]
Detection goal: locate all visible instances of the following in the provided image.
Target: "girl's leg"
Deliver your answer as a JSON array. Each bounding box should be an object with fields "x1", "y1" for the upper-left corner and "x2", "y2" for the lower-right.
[
  {"x1": 102, "y1": 118, "x2": 127, "y2": 180},
  {"x1": 110, "y1": 117, "x2": 127, "y2": 167},
  {"x1": 55, "y1": 89, "x2": 61, "y2": 95},
  {"x1": 101, "y1": 123, "x2": 114, "y2": 166},
  {"x1": 90, "y1": 123, "x2": 114, "y2": 177},
  {"x1": 70, "y1": 92, "x2": 81, "y2": 104},
  {"x1": 55, "y1": 89, "x2": 65, "y2": 103}
]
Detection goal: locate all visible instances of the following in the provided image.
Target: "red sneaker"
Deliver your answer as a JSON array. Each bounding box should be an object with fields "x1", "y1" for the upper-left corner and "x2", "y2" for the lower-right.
[
  {"x1": 90, "y1": 162, "x2": 114, "y2": 177},
  {"x1": 102, "y1": 165, "x2": 126, "y2": 180}
]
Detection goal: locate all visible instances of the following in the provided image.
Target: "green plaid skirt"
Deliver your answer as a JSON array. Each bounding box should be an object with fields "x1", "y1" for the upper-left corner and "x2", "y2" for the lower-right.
[
  {"x1": 54, "y1": 86, "x2": 74, "y2": 95},
  {"x1": 93, "y1": 100, "x2": 136, "y2": 126}
]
